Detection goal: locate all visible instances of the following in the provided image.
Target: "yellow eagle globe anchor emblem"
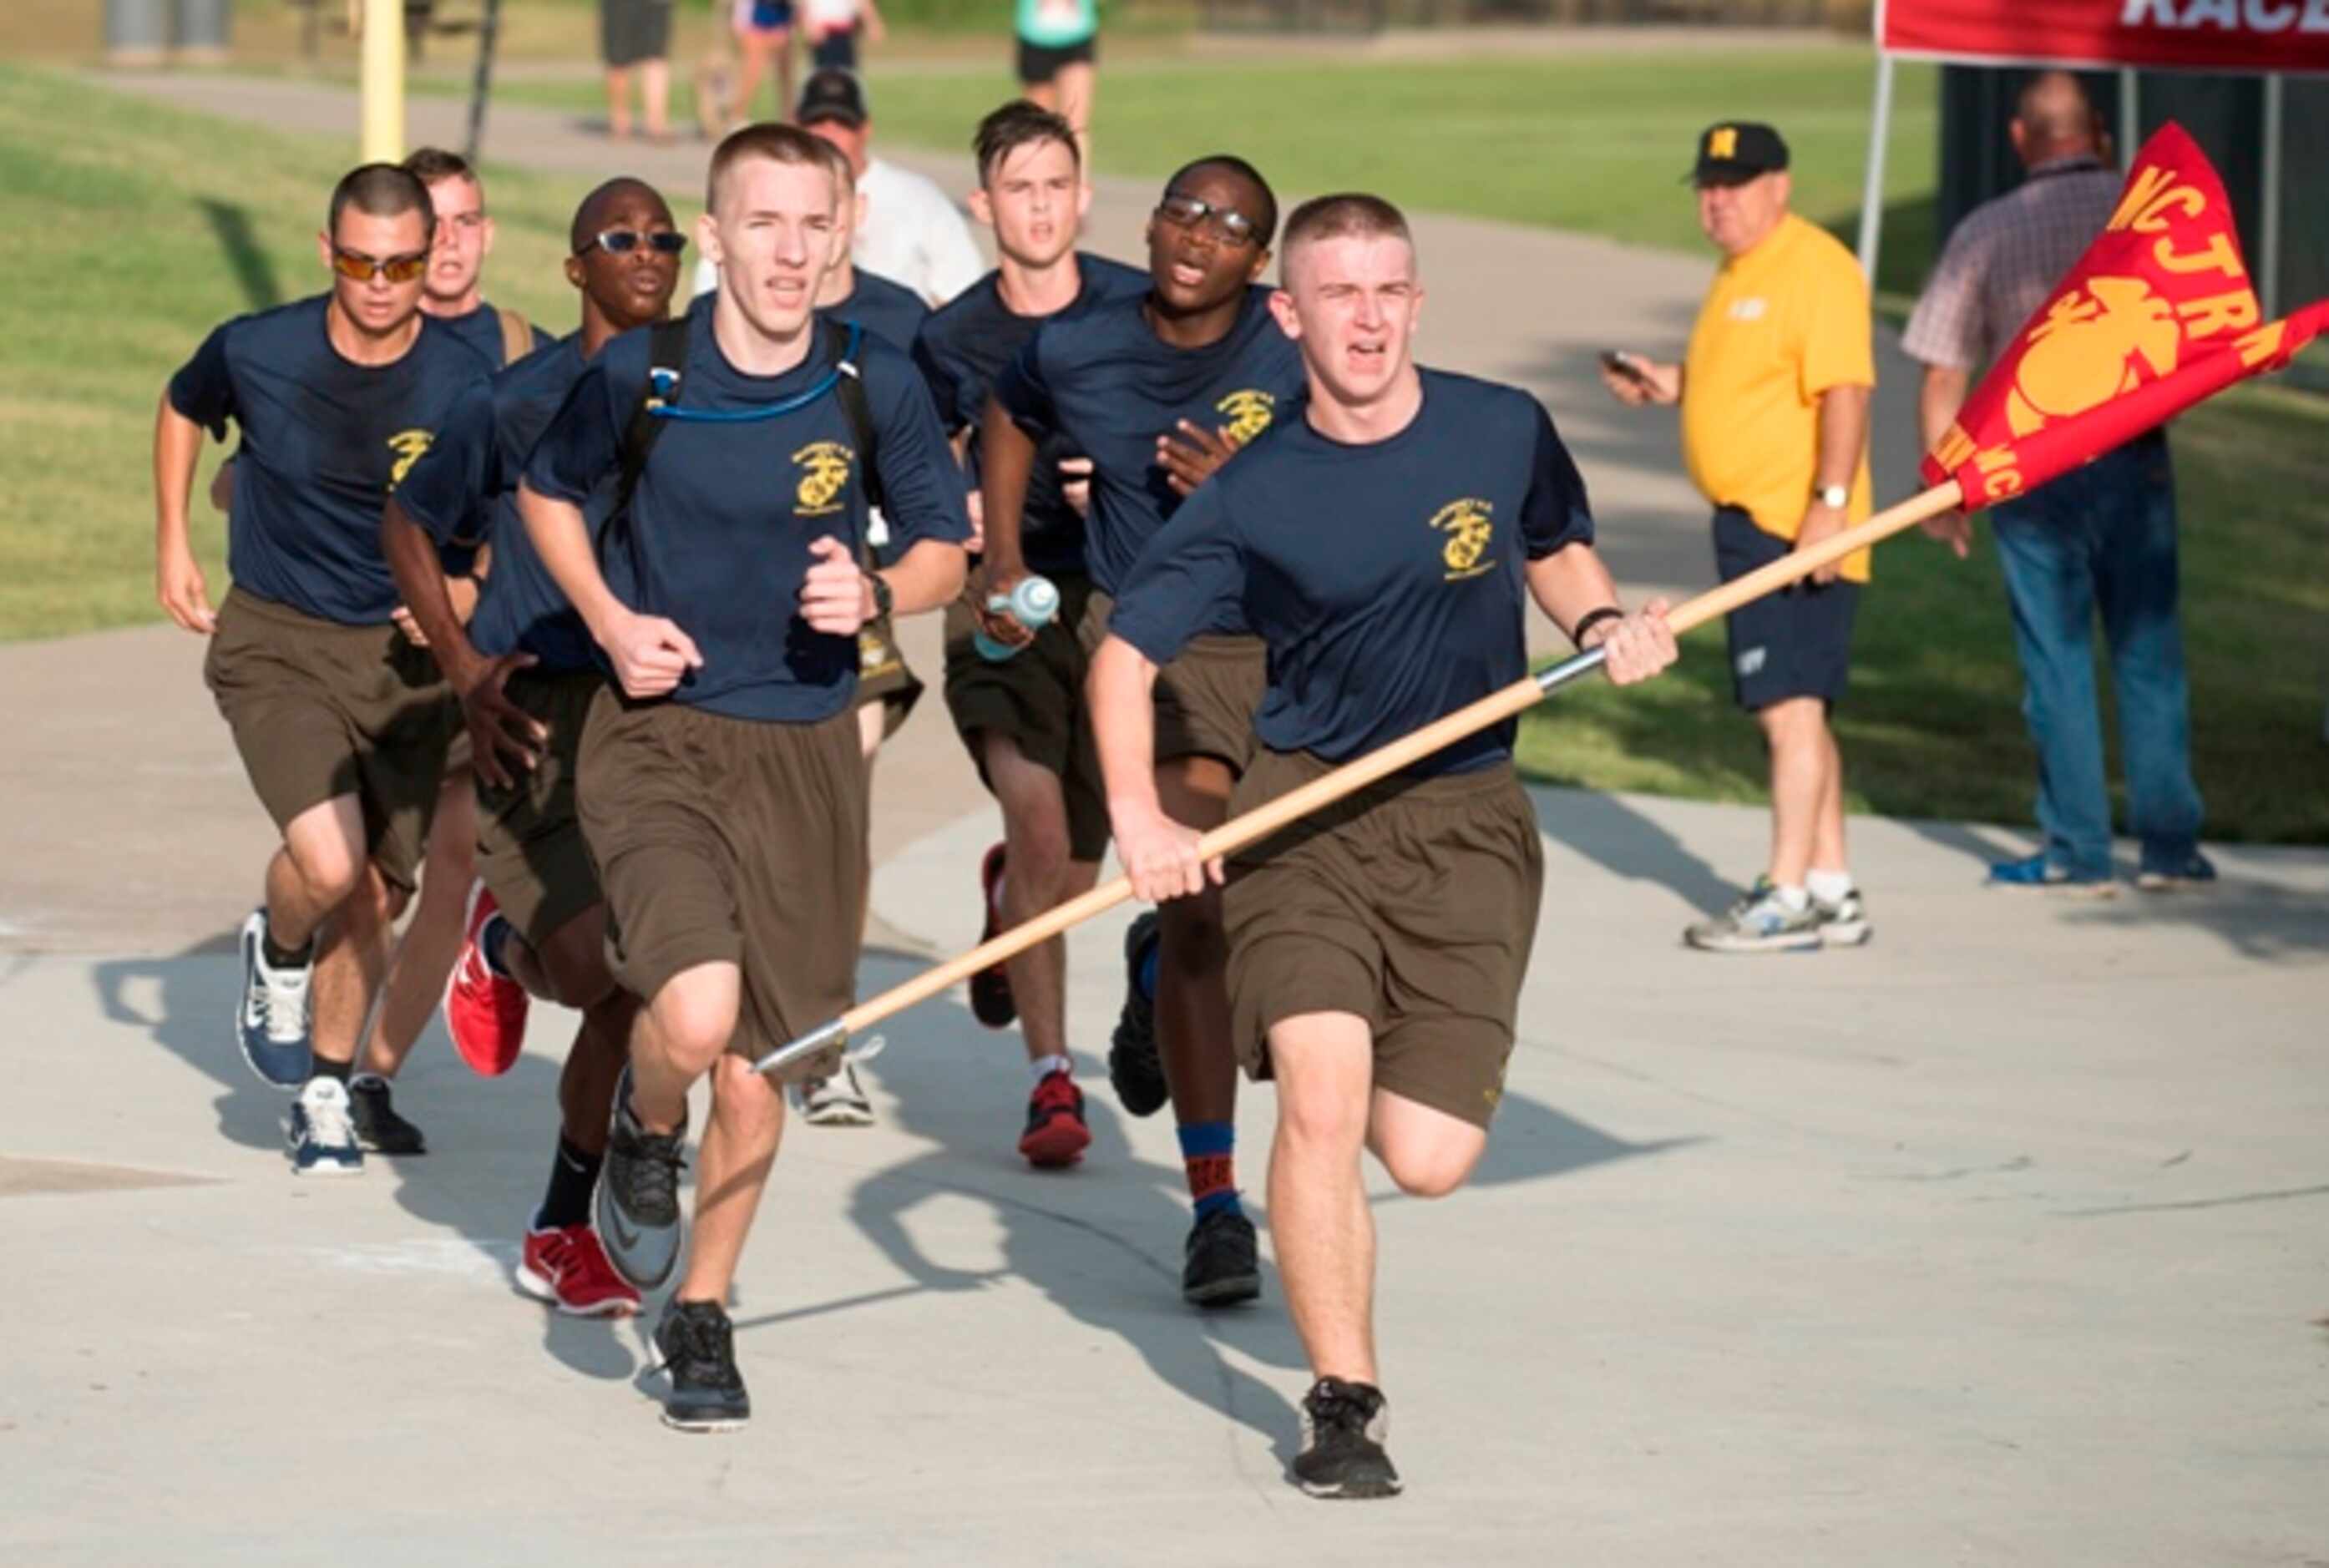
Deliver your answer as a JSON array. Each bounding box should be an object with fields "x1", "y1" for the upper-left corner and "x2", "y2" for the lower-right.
[
  {"x1": 793, "y1": 442, "x2": 854, "y2": 514},
  {"x1": 1214, "y1": 390, "x2": 1277, "y2": 446},
  {"x1": 2006, "y1": 276, "x2": 2182, "y2": 438},
  {"x1": 1430, "y1": 498, "x2": 1495, "y2": 579}
]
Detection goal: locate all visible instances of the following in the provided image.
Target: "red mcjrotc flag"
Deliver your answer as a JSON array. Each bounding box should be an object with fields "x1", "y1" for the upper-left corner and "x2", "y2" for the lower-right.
[{"x1": 1923, "y1": 123, "x2": 2329, "y2": 513}]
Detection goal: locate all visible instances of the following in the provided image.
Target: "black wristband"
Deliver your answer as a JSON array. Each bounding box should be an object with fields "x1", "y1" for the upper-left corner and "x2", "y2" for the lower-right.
[{"x1": 1570, "y1": 605, "x2": 1624, "y2": 649}]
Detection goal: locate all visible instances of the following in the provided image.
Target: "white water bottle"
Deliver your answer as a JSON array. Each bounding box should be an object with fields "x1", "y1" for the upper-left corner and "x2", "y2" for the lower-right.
[{"x1": 973, "y1": 574, "x2": 1060, "y2": 661}]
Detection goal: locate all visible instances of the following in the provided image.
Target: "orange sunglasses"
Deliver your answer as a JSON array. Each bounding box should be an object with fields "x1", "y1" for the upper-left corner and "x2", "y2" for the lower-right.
[{"x1": 331, "y1": 246, "x2": 429, "y2": 284}]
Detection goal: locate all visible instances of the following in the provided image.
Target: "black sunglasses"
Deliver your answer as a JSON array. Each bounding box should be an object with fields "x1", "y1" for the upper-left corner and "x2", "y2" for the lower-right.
[
  {"x1": 1155, "y1": 193, "x2": 1259, "y2": 246},
  {"x1": 578, "y1": 229, "x2": 687, "y2": 257}
]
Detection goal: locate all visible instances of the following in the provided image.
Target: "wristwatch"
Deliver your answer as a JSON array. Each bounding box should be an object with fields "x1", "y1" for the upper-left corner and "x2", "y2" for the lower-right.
[
  {"x1": 1814, "y1": 483, "x2": 1850, "y2": 510},
  {"x1": 864, "y1": 570, "x2": 894, "y2": 620}
]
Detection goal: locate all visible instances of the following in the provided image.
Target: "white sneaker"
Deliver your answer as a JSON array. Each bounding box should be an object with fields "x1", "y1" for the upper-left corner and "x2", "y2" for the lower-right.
[
  {"x1": 1812, "y1": 888, "x2": 1872, "y2": 947},
  {"x1": 796, "y1": 1060, "x2": 875, "y2": 1127},
  {"x1": 286, "y1": 1078, "x2": 363, "y2": 1176},
  {"x1": 236, "y1": 908, "x2": 313, "y2": 1088}
]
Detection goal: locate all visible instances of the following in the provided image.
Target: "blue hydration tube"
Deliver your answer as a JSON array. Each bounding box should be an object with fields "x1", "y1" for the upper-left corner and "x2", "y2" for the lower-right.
[{"x1": 643, "y1": 321, "x2": 860, "y2": 425}]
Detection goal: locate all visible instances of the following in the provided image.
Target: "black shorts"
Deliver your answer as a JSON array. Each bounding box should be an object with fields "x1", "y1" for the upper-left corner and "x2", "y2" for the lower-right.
[
  {"x1": 1016, "y1": 36, "x2": 1096, "y2": 84},
  {"x1": 600, "y1": 0, "x2": 674, "y2": 67},
  {"x1": 810, "y1": 24, "x2": 858, "y2": 69},
  {"x1": 1712, "y1": 504, "x2": 1859, "y2": 711}
]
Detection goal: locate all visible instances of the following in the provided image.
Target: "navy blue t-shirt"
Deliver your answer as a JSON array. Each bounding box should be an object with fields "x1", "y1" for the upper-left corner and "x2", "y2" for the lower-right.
[
  {"x1": 168, "y1": 294, "x2": 491, "y2": 624},
  {"x1": 1111, "y1": 371, "x2": 1594, "y2": 776},
  {"x1": 994, "y1": 283, "x2": 1305, "y2": 594},
  {"x1": 435, "y1": 302, "x2": 512, "y2": 367},
  {"x1": 914, "y1": 253, "x2": 1147, "y2": 579},
  {"x1": 524, "y1": 306, "x2": 972, "y2": 724},
  {"x1": 392, "y1": 336, "x2": 599, "y2": 673},
  {"x1": 822, "y1": 268, "x2": 929, "y2": 353}
]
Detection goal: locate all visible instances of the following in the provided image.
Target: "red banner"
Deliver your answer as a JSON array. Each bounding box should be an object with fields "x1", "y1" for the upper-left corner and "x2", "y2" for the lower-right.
[
  {"x1": 1879, "y1": 0, "x2": 2329, "y2": 73},
  {"x1": 1922, "y1": 123, "x2": 2329, "y2": 509}
]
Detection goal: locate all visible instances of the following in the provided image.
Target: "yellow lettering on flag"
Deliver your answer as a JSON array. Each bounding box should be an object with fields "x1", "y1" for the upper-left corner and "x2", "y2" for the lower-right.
[
  {"x1": 2152, "y1": 231, "x2": 2246, "y2": 281},
  {"x1": 2235, "y1": 321, "x2": 2287, "y2": 368},
  {"x1": 1931, "y1": 423, "x2": 1976, "y2": 471},
  {"x1": 2108, "y1": 164, "x2": 2207, "y2": 234},
  {"x1": 2177, "y1": 289, "x2": 2261, "y2": 339}
]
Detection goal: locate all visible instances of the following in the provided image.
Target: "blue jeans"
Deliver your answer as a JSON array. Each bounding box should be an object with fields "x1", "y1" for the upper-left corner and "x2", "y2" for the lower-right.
[{"x1": 1988, "y1": 432, "x2": 2203, "y2": 880}]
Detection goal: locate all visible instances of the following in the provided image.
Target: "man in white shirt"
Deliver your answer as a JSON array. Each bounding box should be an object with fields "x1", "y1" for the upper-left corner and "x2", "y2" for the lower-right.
[{"x1": 796, "y1": 67, "x2": 985, "y2": 305}]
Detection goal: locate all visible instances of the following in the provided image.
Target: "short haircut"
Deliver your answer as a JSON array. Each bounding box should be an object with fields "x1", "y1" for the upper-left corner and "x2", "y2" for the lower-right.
[
  {"x1": 1163, "y1": 155, "x2": 1278, "y2": 249},
  {"x1": 570, "y1": 177, "x2": 673, "y2": 254},
  {"x1": 327, "y1": 163, "x2": 435, "y2": 239},
  {"x1": 402, "y1": 145, "x2": 478, "y2": 190},
  {"x1": 815, "y1": 134, "x2": 858, "y2": 195},
  {"x1": 974, "y1": 100, "x2": 1081, "y2": 184},
  {"x1": 1279, "y1": 193, "x2": 1413, "y2": 281},
  {"x1": 706, "y1": 121, "x2": 838, "y2": 215}
]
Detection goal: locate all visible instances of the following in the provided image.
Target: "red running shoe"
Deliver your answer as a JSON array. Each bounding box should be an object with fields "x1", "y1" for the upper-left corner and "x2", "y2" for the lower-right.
[
  {"x1": 1018, "y1": 1068, "x2": 1091, "y2": 1168},
  {"x1": 515, "y1": 1223, "x2": 642, "y2": 1318},
  {"x1": 443, "y1": 882, "x2": 529, "y2": 1076},
  {"x1": 969, "y1": 842, "x2": 1017, "y2": 1029}
]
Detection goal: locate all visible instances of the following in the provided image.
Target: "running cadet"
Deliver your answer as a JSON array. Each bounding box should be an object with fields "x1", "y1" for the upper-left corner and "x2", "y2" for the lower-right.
[
  {"x1": 347, "y1": 145, "x2": 546, "y2": 1154},
  {"x1": 380, "y1": 178, "x2": 687, "y2": 1317},
  {"x1": 519, "y1": 124, "x2": 971, "y2": 1432},
  {"x1": 1092, "y1": 195, "x2": 1676, "y2": 1497},
  {"x1": 914, "y1": 100, "x2": 1142, "y2": 1158},
  {"x1": 980, "y1": 154, "x2": 1303, "y2": 1302},
  {"x1": 154, "y1": 164, "x2": 486, "y2": 1174}
]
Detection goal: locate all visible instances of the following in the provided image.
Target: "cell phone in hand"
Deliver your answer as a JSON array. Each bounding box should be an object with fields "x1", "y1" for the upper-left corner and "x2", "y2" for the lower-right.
[{"x1": 1602, "y1": 350, "x2": 1653, "y2": 387}]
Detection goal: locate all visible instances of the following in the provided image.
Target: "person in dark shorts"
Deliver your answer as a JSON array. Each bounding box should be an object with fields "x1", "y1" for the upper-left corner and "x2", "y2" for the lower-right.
[
  {"x1": 598, "y1": 0, "x2": 674, "y2": 143},
  {"x1": 980, "y1": 154, "x2": 1305, "y2": 1305},
  {"x1": 517, "y1": 125, "x2": 970, "y2": 1433},
  {"x1": 1093, "y1": 194, "x2": 1675, "y2": 1498},
  {"x1": 913, "y1": 101, "x2": 1146, "y2": 1159},
  {"x1": 381, "y1": 177, "x2": 687, "y2": 1320},
  {"x1": 1013, "y1": 0, "x2": 1098, "y2": 164},
  {"x1": 153, "y1": 163, "x2": 488, "y2": 1176}
]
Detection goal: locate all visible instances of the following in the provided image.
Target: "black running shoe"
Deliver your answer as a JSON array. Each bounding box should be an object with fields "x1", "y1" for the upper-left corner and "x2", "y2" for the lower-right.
[
  {"x1": 347, "y1": 1074, "x2": 426, "y2": 1155},
  {"x1": 1294, "y1": 1378, "x2": 1401, "y2": 1500},
  {"x1": 653, "y1": 1298, "x2": 750, "y2": 1433},
  {"x1": 969, "y1": 842, "x2": 1017, "y2": 1029},
  {"x1": 1107, "y1": 910, "x2": 1167, "y2": 1118},
  {"x1": 1182, "y1": 1206, "x2": 1263, "y2": 1308},
  {"x1": 596, "y1": 1066, "x2": 687, "y2": 1291}
]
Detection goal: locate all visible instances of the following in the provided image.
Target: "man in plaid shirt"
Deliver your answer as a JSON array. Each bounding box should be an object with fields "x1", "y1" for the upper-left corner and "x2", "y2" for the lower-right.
[{"x1": 1903, "y1": 71, "x2": 2213, "y2": 898}]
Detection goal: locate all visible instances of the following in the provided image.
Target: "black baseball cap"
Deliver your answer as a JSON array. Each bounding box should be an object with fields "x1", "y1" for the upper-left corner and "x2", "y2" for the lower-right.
[
  {"x1": 797, "y1": 68, "x2": 869, "y2": 129},
  {"x1": 1688, "y1": 122, "x2": 1789, "y2": 186}
]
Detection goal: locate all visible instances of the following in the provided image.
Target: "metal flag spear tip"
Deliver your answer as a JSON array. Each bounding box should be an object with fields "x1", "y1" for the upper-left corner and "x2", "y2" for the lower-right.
[{"x1": 750, "y1": 478, "x2": 1970, "y2": 1083}]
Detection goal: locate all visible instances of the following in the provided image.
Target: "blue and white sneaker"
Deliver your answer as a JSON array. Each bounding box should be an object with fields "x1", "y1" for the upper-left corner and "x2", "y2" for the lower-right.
[
  {"x1": 285, "y1": 1078, "x2": 363, "y2": 1177},
  {"x1": 1987, "y1": 852, "x2": 2119, "y2": 899},
  {"x1": 1684, "y1": 878, "x2": 1823, "y2": 953},
  {"x1": 236, "y1": 908, "x2": 313, "y2": 1088}
]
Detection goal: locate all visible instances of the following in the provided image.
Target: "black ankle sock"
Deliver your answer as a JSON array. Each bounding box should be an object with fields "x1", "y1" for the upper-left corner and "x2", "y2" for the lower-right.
[
  {"x1": 309, "y1": 1058, "x2": 352, "y2": 1085},
  {"x1": 535, "y1": 1135, "x2": 603, "y2": 1231},
  {"x1": 261, "y1": 925, "x2": 312, "y2": 970}
]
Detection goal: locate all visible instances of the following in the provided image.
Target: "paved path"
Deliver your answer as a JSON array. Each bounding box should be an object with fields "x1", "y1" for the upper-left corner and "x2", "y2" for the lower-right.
[{"x1": 3, "y1": 69, "x2": 2324, "y2": 1566}]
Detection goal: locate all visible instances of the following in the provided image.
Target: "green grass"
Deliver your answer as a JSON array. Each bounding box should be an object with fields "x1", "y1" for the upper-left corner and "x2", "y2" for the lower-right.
[
  {"x1": 1515, "y1": 385, "x2": 2329, "y2": 845},
  {"x1": 0, "y1": 63, "x2": 701, "y2": 640}
]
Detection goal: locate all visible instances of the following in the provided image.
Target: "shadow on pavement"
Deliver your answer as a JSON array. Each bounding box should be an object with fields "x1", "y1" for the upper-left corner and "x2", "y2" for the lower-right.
[
  {"x1": 90, "y1": 933, "x2": 639, "y2": 1383},
  {"x1": 1529, "y1": 783, "x2": 1735, "y2": 918}
]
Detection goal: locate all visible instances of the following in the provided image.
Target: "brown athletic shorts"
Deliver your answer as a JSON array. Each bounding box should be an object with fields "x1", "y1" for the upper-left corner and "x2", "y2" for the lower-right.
[
  {"x1": 855, "y1": 613, "x2": 924, "y2": 741},
  {"x1": 202, "y1": 587, "x2": 458, "y2": 893},
  {"x1": 577, "y1": 692, "x2": 868, "y2": 1077},
  {"x1": 942, "y1": 572, "x2": 1108, "y2": 862},
  {"x1": 1079, "y1": 589, "x2": 1263, "y2": 774},
  {"x1": 474, "y1": 668, "x2": 605, "y2": 953},
  {"x1": 1223, "y1": 748, "x2": 1544, "y2": 1130}
]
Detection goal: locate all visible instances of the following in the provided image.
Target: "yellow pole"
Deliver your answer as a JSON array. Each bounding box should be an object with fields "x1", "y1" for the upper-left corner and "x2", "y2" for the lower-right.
[{"x1": 360, "y1": 0, "x2": 406, "y2": 163}]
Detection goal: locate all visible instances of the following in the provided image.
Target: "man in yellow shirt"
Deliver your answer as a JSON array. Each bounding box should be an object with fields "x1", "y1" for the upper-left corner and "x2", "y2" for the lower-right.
[{"x1": 1602, "y1": 122, "x2": 1875, "y2": 953}]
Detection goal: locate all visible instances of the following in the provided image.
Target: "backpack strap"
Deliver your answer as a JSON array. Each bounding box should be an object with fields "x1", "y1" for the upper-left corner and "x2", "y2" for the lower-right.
[
  {"x1": 496, "y1": 306, "x2": 536, "y2": 368},
  {"x1": 598, "y1": 316, "x2": 693, "y2": 570},
  {"x1": 823, "y1": 316, "x2": 884, "y2": 553}
]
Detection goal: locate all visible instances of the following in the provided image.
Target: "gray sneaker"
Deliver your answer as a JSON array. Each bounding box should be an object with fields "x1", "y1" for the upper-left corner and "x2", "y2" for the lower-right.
[
  {"x1": 1811, "y1": 887, "x2": 1872, "y2": 947},
  {"x1": 596, "y1": 1066, "x2": 687, "y2": 1291},
  {"x1": 796, "y1": 1061, "x2": 874, "y2": 1127},
  {"x1": 1684, "y1": 881, "x2": 1822, "y2": 953}
]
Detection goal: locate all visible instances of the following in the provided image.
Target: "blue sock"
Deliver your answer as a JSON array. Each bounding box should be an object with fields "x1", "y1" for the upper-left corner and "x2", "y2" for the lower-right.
[
  {"x1": 1135, "y1": 934, "x2": 1160, "y2": 1003},
  {"x1": 1177, "y1": 1120, "x2": 1241, "y2": 1221},
  {"x1": 479, "y1": 913, "x2": 515, "y2": 979}
]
